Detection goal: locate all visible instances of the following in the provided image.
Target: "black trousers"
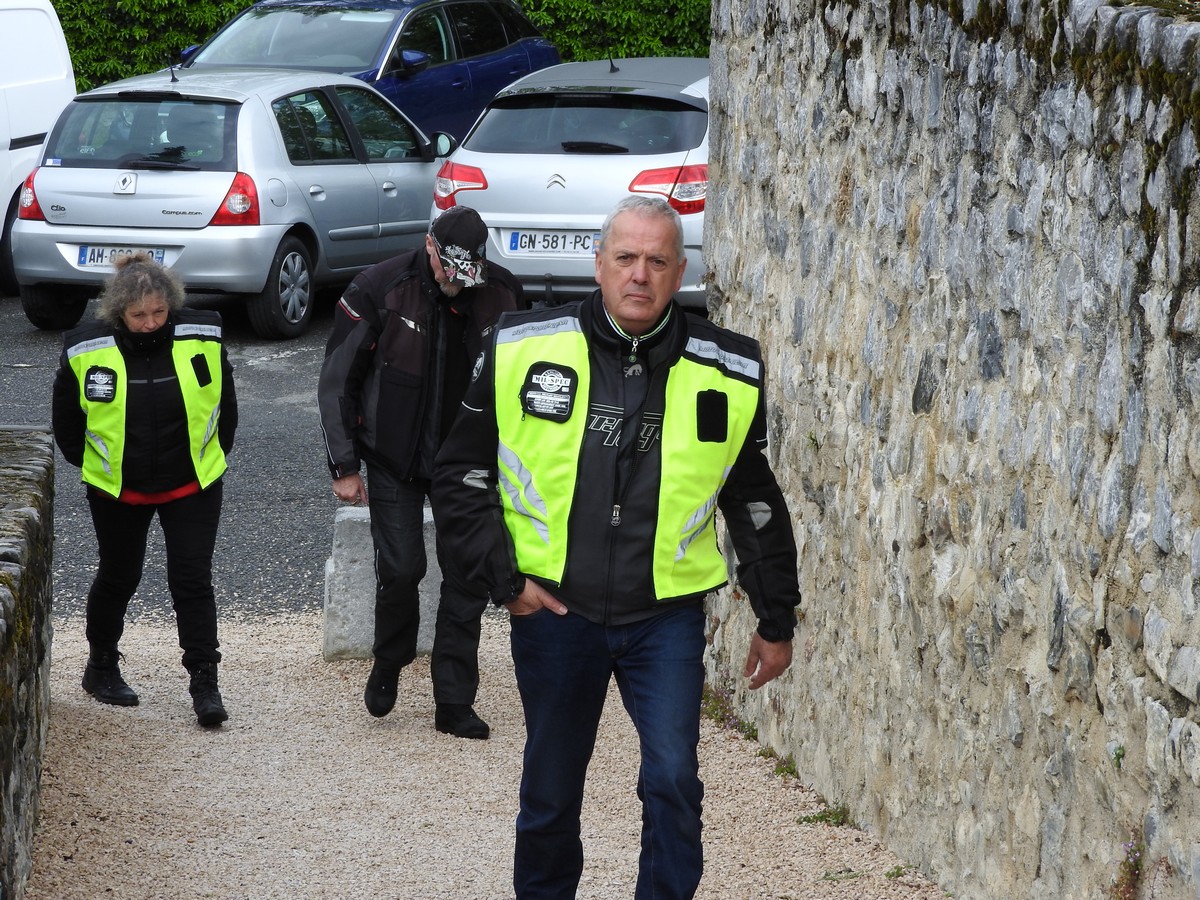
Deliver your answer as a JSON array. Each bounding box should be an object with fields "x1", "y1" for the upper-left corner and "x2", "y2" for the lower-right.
[
  {"x1": 365, "y1": 463, "x2": 488, "y2": 705},
  {"x1": 84, "y1": 481, "x2": 223, "y2": 669}
]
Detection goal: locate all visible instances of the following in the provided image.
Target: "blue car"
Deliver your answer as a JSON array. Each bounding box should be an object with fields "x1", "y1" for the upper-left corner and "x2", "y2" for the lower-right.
[{"x1": 181, "y1": 0, "x2": 559, "y2": 139}]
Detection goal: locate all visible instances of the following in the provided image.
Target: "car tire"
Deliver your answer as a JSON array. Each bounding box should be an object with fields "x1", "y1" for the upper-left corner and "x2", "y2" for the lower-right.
[
  {"x1": 20, "y1": 284, "x2": 90, "y2": 330},
  {"x1": 248, "y1": 236, "x2": 313, "y2": 339}
]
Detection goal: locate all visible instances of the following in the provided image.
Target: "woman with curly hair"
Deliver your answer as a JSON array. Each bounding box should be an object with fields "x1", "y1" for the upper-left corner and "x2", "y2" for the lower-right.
[{"x1": 52, "y1": 252, "x2": 238, "y2": 727}]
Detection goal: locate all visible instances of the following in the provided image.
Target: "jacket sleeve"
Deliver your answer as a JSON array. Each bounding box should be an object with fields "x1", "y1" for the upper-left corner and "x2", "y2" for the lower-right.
[
  {"x1": 218, "y1": 343, "x2": 238, "y2": 455},
  {"x1": 318, "y1": 277, "x2": 381, "y2": 479},
  {"x1": 431, "y1": 338, "x2": 521, "y2": 601},
  {"x1": 51, "y1": 348, "x2": 86, "y2": 468},
  {"x1": 717, "y1": 392, "x2": 801, "y2": 642}
]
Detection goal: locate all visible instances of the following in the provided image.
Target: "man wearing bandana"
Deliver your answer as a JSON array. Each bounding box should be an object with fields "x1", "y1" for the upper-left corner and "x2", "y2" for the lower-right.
[{"x1": 318, "y1": 206, "x2": 525, "y2": 738}]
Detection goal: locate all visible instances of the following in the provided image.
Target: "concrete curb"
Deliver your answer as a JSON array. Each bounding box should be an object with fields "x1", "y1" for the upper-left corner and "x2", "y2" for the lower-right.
[{"x1": 321, "y1": 505, "x2": 439, "y2": 660}]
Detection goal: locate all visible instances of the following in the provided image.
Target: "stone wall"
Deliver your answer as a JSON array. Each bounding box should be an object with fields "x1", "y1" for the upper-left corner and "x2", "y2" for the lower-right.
[
  {"x1": 0, "y1": 428, "x2": 54, "y2": 900},
  {"x1": 704, "y1": 0, "x2": 1200, "y2": 896}
]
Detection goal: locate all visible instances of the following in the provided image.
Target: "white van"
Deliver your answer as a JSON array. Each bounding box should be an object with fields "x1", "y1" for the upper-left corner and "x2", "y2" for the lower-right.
[{"x1": 0, "y1": 0, "x2": 75, "y2": 296}]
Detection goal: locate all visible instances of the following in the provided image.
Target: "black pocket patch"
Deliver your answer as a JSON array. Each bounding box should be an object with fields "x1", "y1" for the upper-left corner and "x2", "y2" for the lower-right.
[
  {"x1": 191, "y1": 353, "x2": 213, "y2": 387},
  {"x1": 83, "y1": 366, "x2": 118, "y2": 402},
  {"x1": 696, "y1": 390, "x2": 727, "y2": 442},
  {"x1": 520, "y1": 363, "x2": 577, "y2": 422}
]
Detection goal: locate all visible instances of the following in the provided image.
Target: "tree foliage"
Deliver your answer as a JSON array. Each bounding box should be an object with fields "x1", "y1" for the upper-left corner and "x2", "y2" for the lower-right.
[
  {"x1": 524, "y1": 0, "x2": 711, "y2": 62},
  {"x1": 57, "y1": 0, "x2": 711, "y2": 92},
  {"x1": 57, "y1": 0, "x2": 251, "y2": 90}
]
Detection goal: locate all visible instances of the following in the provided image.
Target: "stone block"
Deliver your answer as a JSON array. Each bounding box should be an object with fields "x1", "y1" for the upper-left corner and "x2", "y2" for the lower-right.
[{"x1": 322, "y1": 505, "x2": 440, "y2": 661}]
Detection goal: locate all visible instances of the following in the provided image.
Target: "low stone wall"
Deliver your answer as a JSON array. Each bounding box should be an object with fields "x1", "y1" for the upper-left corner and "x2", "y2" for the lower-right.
[
  {"x1": 705, "y1": 0, "x2": 1200, "y2": 896},
  {"x1": 0, "y1": 427, "x2": 54, "y2": 899}
]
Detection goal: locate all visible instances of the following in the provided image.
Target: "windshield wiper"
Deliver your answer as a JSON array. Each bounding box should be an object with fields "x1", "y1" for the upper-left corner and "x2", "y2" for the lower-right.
[
  {"x1": 116, "y1": 150, "x2": 201, "y2": 170},
  {"x1": 561, "y1": 141, "x2": 628, "y2": 153}
]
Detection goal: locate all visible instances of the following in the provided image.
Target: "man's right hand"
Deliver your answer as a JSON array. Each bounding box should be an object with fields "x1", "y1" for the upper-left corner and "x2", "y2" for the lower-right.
[
  {"x1": 508, "y1": 578, "x2": 568, "y2": 616},
  {"x1": 332, "y1": 472, "x2": 368, "y2": 504}
]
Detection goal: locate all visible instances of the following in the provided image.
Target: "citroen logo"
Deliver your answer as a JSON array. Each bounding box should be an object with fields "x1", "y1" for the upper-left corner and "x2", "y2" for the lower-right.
[
  {"x1": 546, "y1": 174, "x2": 566, "y2": 189},
  {"x1": 114, "y1": 173, "x2": 137, "y2": 194}
]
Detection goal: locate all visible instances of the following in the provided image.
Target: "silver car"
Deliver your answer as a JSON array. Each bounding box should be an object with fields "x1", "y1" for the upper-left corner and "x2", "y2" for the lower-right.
[
  {"x1": 431, "y1": 57, "x2": 709, "y2": 310},
  {"x1": 14, "y1": 66, "x2": 454, "y2": 338}
]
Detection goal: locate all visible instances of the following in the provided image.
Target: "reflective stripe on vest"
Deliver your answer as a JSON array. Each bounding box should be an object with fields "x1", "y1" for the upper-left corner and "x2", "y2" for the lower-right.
[
  {"x1": 654, "y1": 338, "x2": 760, "y2": 596},
  {"x1": 494, "y1": 313, "x2": 589, "y2": 582},
  {"x1": 493, "y1": 313, "x2": 762, "y2": 598},
  {"x1": 67, "y1": 325, "x2": 227, "y2": 496}
]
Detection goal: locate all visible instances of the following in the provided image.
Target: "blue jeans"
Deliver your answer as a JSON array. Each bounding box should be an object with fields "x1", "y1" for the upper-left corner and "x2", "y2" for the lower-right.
[
  {"x1": 366, "y1": 463, "x2": 487, "y2": 703},
  {"x1": 510, "y1": 604, "x2": 706, "y2": 899}
]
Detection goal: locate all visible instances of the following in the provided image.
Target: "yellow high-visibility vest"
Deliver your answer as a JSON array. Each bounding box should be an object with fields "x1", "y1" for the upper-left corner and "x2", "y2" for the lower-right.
[
  {"x1": 492, "y1": 310, "x2": 761, "y2": 598},
  {"x1": 66, "y1": 321, "x2": 227, "y2": 496}
]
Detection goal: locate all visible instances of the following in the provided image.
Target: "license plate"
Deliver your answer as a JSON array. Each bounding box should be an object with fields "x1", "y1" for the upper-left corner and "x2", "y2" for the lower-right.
[
  {"x1": 507, "y1": 230, "x2": 600, "y2": 255},
  {"x1": 77, "y1": 246, "x2": 166, "y2": 268}
]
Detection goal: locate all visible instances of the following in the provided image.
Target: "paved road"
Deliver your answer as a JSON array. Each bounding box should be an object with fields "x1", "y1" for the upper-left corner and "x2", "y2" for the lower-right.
[{"x1": 0, "y1": 290, "x2": 344, "y2": 620}]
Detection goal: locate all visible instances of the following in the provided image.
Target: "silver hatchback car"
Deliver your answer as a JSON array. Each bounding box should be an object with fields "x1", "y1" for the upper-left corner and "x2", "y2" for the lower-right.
[
  {"x1": 14, "y1": 66, "x2": 453, "y2": 338},
  {"x1": 431, "y1": 57, "x2": 709, "y2": 310}
]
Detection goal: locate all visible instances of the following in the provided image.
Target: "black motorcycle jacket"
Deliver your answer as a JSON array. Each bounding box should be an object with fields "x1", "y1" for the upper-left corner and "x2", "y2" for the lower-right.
[
  {"x1": 433, "y1": 292, "x2": 800, "y2": 641},
  {"x1": 318, "y1": 248, "x2": 524, "y2": 481}
]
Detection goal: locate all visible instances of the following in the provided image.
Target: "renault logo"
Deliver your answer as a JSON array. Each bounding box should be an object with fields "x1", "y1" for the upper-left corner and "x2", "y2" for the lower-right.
[
  {"x1": 114, "y1": 173, "x2": 137, "y2": 194},
  {"x1": 546, "y1": 174, "x2": 566, "y2": 189}
]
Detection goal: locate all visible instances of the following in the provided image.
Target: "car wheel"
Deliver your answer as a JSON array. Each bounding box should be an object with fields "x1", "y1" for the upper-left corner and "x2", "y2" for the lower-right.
[
  {"x1": 248, "y1": 236, "x2": 313, "y2": 339},
  {"x1": 20, "y1": 284, "x2": 90, "y2": 330}
]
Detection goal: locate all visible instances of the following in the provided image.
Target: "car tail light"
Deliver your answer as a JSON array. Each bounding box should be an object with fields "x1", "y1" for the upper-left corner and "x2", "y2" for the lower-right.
[
  {"x1": 434, "y1": 161, "x2": 488, "y2": 210},
  {"x1": 17, "y1": 171, "x2": 45, "y2": 221},
  {"x1": 210, "y1": 172, "x2": 260, "y2": 226},
  {"x1": 629, "y1": 164, "x2": 707, "y2": 215}
]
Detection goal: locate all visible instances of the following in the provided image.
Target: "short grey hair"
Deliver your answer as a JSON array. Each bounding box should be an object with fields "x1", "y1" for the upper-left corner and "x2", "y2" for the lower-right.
[
  {"x1": 94, "y1": 253, "x2": 186, "y2": 326},
  {"x1": 599, "y1": 196, "x2": 684, "y2": 261}
]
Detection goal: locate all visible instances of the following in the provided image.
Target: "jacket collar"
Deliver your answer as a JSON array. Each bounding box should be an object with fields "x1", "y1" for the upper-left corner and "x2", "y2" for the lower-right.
[{"x1": 585, "y1": 290, "x2": 684, "y2": 368}]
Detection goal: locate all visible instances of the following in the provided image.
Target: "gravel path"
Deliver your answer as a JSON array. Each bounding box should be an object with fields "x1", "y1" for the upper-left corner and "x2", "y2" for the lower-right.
[{"x1": 27, "y1": 612, "x2": 945, "y2": 899}]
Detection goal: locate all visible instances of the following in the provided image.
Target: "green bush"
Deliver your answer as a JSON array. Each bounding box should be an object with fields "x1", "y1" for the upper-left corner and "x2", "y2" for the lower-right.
[
  {"x1": 525, "y1": 0, "x2": 711, "y2": 61},
  {"x1": 57, "y1": 0, "x2": 711, "y2": 92},
  {"x1": 57, "y1": 0, "x2": 251, "y2": 90}
]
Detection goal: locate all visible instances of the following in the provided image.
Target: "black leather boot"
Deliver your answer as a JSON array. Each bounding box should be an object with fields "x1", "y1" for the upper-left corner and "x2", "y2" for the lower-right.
[
  {"x1": 188, "y1": 662, "x2": 228, "y2": 727},
  {"x1": 363, "y1": 659, "x2": 400, "y2": 718},
  {"x1": 82, "y1": 649, "x2": 139, "y2": 706}
]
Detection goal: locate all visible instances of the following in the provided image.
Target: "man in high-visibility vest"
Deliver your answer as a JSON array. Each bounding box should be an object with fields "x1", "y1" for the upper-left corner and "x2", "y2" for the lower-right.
[{"x1": 433, "y1": 195, "x2": 801, "y2": 898}]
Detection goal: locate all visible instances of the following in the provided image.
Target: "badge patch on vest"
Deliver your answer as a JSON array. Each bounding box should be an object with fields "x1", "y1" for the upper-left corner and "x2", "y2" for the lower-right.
[
  {"x1": 83, "y1": 366, "x2": 118, "y2": 402},
  {"x1": 696, "y1": 389, "x2": 728, "y2": 442},
  {"x1": 521, "y1": 363, "x2": 576, "y2": 421},
  {"x1": 191, "y1": 353, "x2": 212, "y2": 387}
]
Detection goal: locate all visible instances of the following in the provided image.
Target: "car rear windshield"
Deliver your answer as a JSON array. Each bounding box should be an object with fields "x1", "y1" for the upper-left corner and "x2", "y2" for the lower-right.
[
  {"x1": 45, "y1": 98, "x2": 239, "y2": 172},
  {"x1": 463, "y1": 94, "x2": 707, "y2": 155},
  {"x1": 191, "y1": 7, "x2": 401, "y2": 70}
]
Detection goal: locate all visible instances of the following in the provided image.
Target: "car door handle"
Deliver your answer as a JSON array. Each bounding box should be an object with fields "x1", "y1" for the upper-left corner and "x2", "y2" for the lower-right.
[
  {"x1": 308, "y1": 185, "x2": 326, "y2": 199},
  {"x1": 380, "y1": 181, "x2": 396, "y2": 193}
]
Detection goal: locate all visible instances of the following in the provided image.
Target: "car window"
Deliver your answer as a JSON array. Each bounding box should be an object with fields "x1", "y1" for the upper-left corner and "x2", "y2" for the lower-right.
[
  {"x1": 45, "y1": 98, "x2": 237, "y2": 171},
  {"x1": 193, "y1": 7, "x2": 402, "y2": 69},
  {"x1": 272, "y1": 91, "x2": 356, "y2": 163},
  {"x1": 447, "y1": 2, "x2": 509, "y2": 58},
  {"x1": 334, "y1": 85, "x2": 424, "y2": 161},
  {"x1": 395, "y1": 8, "x2": 451, "y2": 64},
  {"x1": 464, "y1": 95, "x2": 708, "y2": 155},
  {"x1": 491, "y1": 1, "x2": 542, "y2": 40}
]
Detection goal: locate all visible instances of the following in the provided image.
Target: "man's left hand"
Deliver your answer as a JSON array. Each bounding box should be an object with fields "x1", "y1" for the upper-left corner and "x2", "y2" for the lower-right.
[{"x1": 743, "y1": 633, "x2": 793, "y2": 689}]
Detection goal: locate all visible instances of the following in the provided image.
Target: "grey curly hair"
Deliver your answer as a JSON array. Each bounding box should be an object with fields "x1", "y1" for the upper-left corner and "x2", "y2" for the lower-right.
[{"x1": 94, "y1": 253, "x2": 185, "y2": 327}]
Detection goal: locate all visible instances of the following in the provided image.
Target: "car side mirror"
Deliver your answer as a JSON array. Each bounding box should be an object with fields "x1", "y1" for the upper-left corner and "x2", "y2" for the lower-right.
[
  {"x1": 432, "y1": 132, "x2": 458, "y2": 157},
  {"x1": 179, "y1": 44, "x2": 200, "y2": 65},
  {"x1": 389, "y1": 48, "x2": 432, "y2": 78}
]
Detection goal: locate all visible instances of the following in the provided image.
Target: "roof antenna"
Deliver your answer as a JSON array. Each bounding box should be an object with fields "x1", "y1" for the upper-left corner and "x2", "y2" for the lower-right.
[
  {"x1": 608, "y1": 55, "x2": 619, "y2": 73},
  {"x1": 169, "y1": 64, "x2": 178, "y2": 83}
]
